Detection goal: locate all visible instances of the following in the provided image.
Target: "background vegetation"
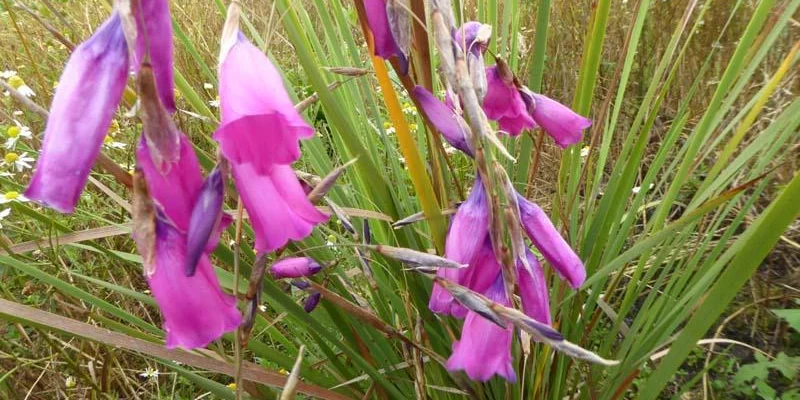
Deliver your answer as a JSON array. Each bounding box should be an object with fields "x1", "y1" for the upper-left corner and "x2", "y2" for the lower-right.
[{"x1": 0, "y1": 0, "x2": 798, "y2": 398}]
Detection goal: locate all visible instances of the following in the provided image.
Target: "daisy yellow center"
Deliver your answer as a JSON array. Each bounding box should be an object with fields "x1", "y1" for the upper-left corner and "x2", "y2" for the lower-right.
[
  {"x1": 5, "y1": 153, "x2": 19, "y2": 163},
  {"x1": 104, "y1": 135, "x2": 113, "y2": 144},
  {"x1": 383, "y1": 121, "x2": 392, "y2": 129},
  {"x1": 409, "y1": 123, "x2": 418, "y2": 131},
  {"x1": 7, "y1": 127, "x2": 20, "y2": 138},
  {"x1": 8, "y1": 76, "x2": 24, "y2": 89},
  {"x1": 4, "y1": 191, "x2": 19, "y2": 200}
]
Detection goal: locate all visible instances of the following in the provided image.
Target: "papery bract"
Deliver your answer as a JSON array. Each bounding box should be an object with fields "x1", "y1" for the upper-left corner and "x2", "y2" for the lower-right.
[
  {"x1": 215, "y1": 32, "x2": 313, "y2": 174},
  {"x1": 25, "y1": 14, "x2": 128, "y2": 213},
  {"x1": 482, "y1": 65, "x2": 535, "y2": 136},
  {"x1": 135, "y1": 0, "x2": 175, "y2": 113},
  {"x1": 446, "y1": 276, "x2": 516, "y2": 382},
  {"x1": 270, "y1": 257, "x2": 322, "y2": 279},
  {"x1": 232, "y1": 163, "x2": 327, "y2": 252},
  {"x1": 145, "y1": 215, "x2": 241, "y2": 349},
  {"x1": 517, "y1": 194, "x2": 585, "y2": 288},
  {"x1": 412, "y1": 86, "x2": 472, "y2": 155},
  {"x1": 454, "y1": 21, "x2": 491, "y2": 56},
  {"x1": 363, "y1": 0, "x2": 408, "y2": 74}
]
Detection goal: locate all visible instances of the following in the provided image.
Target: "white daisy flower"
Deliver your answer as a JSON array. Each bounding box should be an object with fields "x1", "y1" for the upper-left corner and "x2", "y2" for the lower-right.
[
  {"x1": 580, "y1": 146, "x2": 590, "y2": 158},
  {"x1": 0, "y1": 191, "x2": 28, "y2": 204},
  {"x1": 1, "y1": 70, "x2": 17, "y2": 80},
  {"x1": 383, "y1": 121, "x2": 395, "y2": 135},
  {"x1": 0, "y1": 208, "x2": 10, "y2": 230},
  {"x1": 401, "y1": 102, "x2": 416, "y2": 115},
  {"x1": 3, "y1": 152, "x2": 35, "y2": 171},
  {"x1": 7, "y1": 76, "x2": 35, "y2": 97},
  {"x1": 138, "y1": 367, "x2": 159, "y2": 380},
  {"x1": 203, "y1": 82, "x2": 214, "y2": 89},
  {"x1": 5, "y1": 125, "x2": 33, "y2": 149}
]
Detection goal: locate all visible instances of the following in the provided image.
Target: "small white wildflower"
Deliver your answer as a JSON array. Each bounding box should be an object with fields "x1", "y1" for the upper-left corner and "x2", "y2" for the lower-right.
[
  {"x1": 12, "y1": 110, "x2": 23, "y2": 116},
  {"x1": 0, "y1": 70, "x2": 17, "y2": 79},
  {"x1": 208, "y1": 96, "x2": 220, "y2": 108},
  {"x1": 631, "y1": 186, "x2": 641, "y2": 194},
  {"x1": 401, "y1": 102, "x2": 416, "y2": 115},
  {"x1": 203, "y1": 82, "x2": 214, "y2": 89},
  {"x1": 383, "y1": 121, "x2": 395, "y2": 135},
  {"x1": 3, "y1": 152, "x2": 35, "y2": 171},
  {"x1": 0, "y1": 208, "x2": 10, "y2": 230},
  {"x1": 139, "y1": 367, "x2": 159, "y2": 380},
  {"x1": 258, "y1": 304, "x2": 267, "y2": 312},
  {"x1": 0, "y1": 191, "x2": 29, "y2": 204},
  {"x1": 580, "y1": 146, "x2": 590, "y2": 158},
  {"x1": 4, "y1": 125, "x2": 33, "y2": 149},
  {"x1": 7, "y1": 76, "x2": 35, "y2": 97},
  {"x1": 102, "y1": 135, "x2": 127, "y2": 149},
  {"x1": 398, "y1": 156, "x2": 406, "y2": 164},
  {"x1": 64, "y1": 375, "x2": 76, "y2": 389},
  {"x1": 325, "y1": 234, "x2": 337, "y2": 247}
]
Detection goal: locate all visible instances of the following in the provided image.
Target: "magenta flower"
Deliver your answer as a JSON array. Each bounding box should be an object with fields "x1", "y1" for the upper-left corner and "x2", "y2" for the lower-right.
[
  {"x1": 25, "y1": 14, "x2": 128, "y2": 213},
  {"x1": 185, "y1": 166, "x2": 225, "y2": 276},
  {"x1": 454, "y1": 21, "x2": 491, "y2": 57},
  {"x1": 520, "y1": 88, "x2": 592, "y2": 148},
  {"x1": 270, "y1": 257, "x2": 322, "y2": 279},
  {"x1": 216, "y1": 30, "x2": 326, "y2": 252},
  {"x1": 412, "y1": 86, "x2": 472, "y2": 156},
  {"x1": 135, "y1": 0, "x2": 175, "y2": 113},
  {"x1": 144, "y1": 214, "x2": 241, "y2": 349},
  {"x1": 429, "y1": 179, "x2": 488, "y2": 316},
  {"x1": 215, "y1": 32, "x2": 314, "y2": 174},
  {"x1": 518, "y1": 251, "x2": 551, "y2": 325},
  {"x1": 233, "y1": 163, "x2": 327, "y2": 252},
  {"x1": 446, "y1": 276, "x2": 516, "y2": 382},
  {"x1": 517, "y1": 194, "x2": 585, "y2": 288},
  {"x1": 483, "y1": 65, "x2": 536, "y2": 136},
  {"x1": 363, "y1": 0, "x2": 408, "y2": 74}
]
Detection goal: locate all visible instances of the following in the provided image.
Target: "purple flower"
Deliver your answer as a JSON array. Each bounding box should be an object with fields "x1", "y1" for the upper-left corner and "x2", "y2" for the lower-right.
[
  {"x1": 215, "y1": 32, "x2": 314, "y2": 174},
  {"x1": 363, "y1": 0, "x2": 408, "y2": 74},
  {"x1": 454, "y1": 21, "x2": 491, "y2": 57},
  {"x1": 135, "y1": 0, "x2": 175, "y2": 113},
  {"x1": 216, "y1": 30, "x2": 326, "y2": 252},
  {"x1": 483, "y1": 65, "x2": 535, "y2": 136},
  {"x1": 25, "y1": 14, "x2": 128, "y2": 213},
  {"x1": 233, "y1": 163, "x2": 327, "y2": 252},
  {"x1": 412, "y1": 86, "x2": 472, "y2": 156},
  {"x1": 270, "y1": 257, "x2": 322, "y2": 279},
  {"x1": 303, "y1": 291, "x2": 322, "y2": 313},
  {"x1": 518, "y1": 251, "x2": 551, "y2": 325},
  {"x1": 185, "y1": 167, "x2": 225, "y2": 276},
  {"x1": 144, "y1": 214, "x2": 241, "y2": 349},
  {"x1": 517, "y1": 194, "x2": 585, "y2": 288},
  {"x1": 429, "y1": 179, "x2": 489, "y2": 316},
  {"x1": 446, "y1": 276, "x2": 516, "y2": 382},
  {"x1": 520, "y1": 88, "x2": 592, "y2": 148}
]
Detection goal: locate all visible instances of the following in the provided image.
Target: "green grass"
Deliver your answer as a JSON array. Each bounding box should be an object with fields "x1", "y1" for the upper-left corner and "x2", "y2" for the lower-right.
[{"x1": 0, "y1": 0, "x2": 798, "y2": 399}]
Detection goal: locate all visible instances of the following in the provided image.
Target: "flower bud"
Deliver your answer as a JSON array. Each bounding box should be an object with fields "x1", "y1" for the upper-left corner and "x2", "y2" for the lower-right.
[{"x1": 270, "y1": 257, "x2": 323, "y2": 279}]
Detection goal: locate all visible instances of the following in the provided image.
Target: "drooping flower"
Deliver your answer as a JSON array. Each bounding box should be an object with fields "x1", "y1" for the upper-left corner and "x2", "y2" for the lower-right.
[
  {"x1": 516, "y1": 194, "x2": 585, "y2": 288},
  {"x1": 216, "y1": 31, "x2": 314, "y2": 174},
  {"x1": 446, "y1": 275, "x2": 516, "y2": 382},
  {"x1": 519, "y1": 88, "x2": 592, "y2": 148},
  {"x1": 25, "y1": 13, "x2": 129, "y2": 213},
  {"x1": 483, "y1": 64, "x2": 535, "y2": 136},
  {"x1": 429, "y1": 178, "x2": 488, "y2": 316},
  {"x1": 142, "y1": 213, "x2": 241, "y2": 349},
  {"x1": 363, "y1": 0, "x2": 409, "y2": 74},
  {"x1": 303, "y1": 291, "x2": 322, "y2": 312},
  {"x1": 270, "y1": 257, "x2": 322, "y2": 279},
  {"x1": 412, "y1": 86, "x2": 472, "y2": 156},
  {"x1": 453, "y1": 21, "x2": 491, "y2": 57},
  {"x1": 216, "y1": 23, "x2": 326, "y2": 252}
]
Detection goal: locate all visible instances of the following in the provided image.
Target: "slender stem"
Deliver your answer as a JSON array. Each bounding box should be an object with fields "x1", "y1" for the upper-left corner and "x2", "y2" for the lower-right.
[{"x1": 233, "y1": 199, "x2": 244, "y2": 400}]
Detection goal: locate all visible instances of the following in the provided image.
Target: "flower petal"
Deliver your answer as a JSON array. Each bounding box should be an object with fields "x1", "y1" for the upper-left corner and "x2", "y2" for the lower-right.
[
  {"x1": 146, "y1": 216, "x2": 241, "y2": 349},
  {"x1": 517, "y1": 252, "x2": 551, "y2": 325},
  {"x1": 25, "y1": 14, "x2": 128, "y2": 213},
  {"x1": 446, "y1": 276, "x2": 516, "y2": 382},
  {"x1": 482, "y1": 66, "x2": 535, "y2": 136},
  {"x1": 412, "y1": 86, "x2": 472, "y2": 156},
  {"x1": 364, "y1": 0, "x2": 408, "y2": 74},
  {"x1": 135, "y1": 0, "x2": 175, "y2": 113},
  {"x1": 232, "y1": 163, "x2": 327, "y2": 252},
  {"x1": 185, "y1": 167, "x2": 224, "y2": 276},
  {"x1": 517, "y1": 194, "x2": 585, "y2": 288},
  {"x1": 528, "y1": 92, "x2": 591, "y2": 148},
  {"x1": 270, "y1": 257, "x2": 322, "y2": 279}
]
